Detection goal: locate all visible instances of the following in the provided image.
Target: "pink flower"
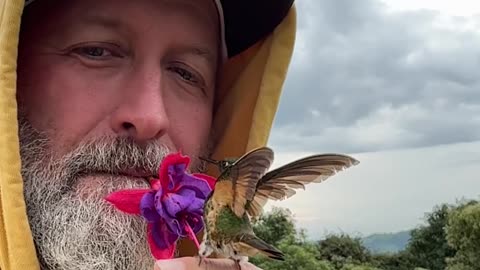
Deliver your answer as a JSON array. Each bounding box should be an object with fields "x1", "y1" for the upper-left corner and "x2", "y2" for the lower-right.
[{"x1": 105, "y1": 152, "x2": 216, "y2": 259}]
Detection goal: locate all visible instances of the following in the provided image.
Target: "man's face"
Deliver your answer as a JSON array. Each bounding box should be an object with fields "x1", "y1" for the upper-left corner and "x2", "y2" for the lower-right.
[{"x1": 16, "y1": 0, "x2": 220, "y2": 269}]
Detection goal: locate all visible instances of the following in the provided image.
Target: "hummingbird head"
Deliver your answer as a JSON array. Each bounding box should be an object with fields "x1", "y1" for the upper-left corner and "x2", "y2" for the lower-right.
[
  {"x1": 219, "y1": 159, "x2": 236, "y2": 172},
  {"x1": 199, "y1": 157, "x2": 236, "y2": 174}
]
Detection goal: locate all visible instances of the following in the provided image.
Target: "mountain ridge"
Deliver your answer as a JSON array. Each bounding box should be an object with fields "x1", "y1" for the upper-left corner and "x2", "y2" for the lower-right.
[{"x1": 361, "y1": 230, "x2": 411, "y2": 254}]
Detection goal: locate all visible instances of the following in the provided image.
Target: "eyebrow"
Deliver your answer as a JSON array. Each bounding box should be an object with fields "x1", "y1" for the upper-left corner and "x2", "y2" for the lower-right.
[
  {"x1": 79, "y1": 14, "x2": 218, "y2": 65},
  {"x1": 80, "y1": 13, "x2": 126, "y2": 30},
  {"x1": 173, "y1": 46, "x2": 217, "y2": 66}
]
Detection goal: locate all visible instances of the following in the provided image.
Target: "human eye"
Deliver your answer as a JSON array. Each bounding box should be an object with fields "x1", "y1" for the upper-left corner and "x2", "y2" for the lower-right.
[
  {"x1": 74, "y1": 46, "x2": 112, "y2": 59},
  {"x1": 170, "y1": 66, "x2": 198, "y2": 83},
  {"x1": 168, "y1": 63, "x2": 206, "y2": 90},
  {"x1": 69, "y1": 43, "x2": 125, "y2": 61}
]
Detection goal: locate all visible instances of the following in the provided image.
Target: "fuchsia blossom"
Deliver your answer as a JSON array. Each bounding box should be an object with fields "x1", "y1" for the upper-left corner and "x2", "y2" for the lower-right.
[{"x1": 105, "y1": 153, "x2": 216, "y2": 259}]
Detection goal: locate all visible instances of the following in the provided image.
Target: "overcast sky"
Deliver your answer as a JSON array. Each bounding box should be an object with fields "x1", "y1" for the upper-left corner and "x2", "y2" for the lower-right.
[{"x1": 266, "y1": 0, "x2": 480, "y2": 239}]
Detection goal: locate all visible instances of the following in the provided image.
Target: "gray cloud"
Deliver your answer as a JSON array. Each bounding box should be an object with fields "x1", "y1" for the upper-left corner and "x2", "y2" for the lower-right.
[{"x1": 269, "y1": 0, "x2": 480, "y2": 153}]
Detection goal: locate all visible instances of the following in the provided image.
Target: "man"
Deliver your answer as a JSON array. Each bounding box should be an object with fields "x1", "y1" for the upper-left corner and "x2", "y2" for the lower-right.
[{"x1": 0, "y1": 0, "x2": 296, "y2": 269}]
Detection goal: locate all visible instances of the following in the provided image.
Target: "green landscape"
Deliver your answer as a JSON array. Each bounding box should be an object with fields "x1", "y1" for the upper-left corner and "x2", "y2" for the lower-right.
[{"x1": 250, "y1": 197, "x2": 480, "y2": 270}]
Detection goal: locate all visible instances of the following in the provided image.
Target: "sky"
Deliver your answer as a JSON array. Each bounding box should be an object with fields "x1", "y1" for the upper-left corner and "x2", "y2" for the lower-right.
[{"x1": 265, "y1": 0, "x2": 480, "y2": 239}]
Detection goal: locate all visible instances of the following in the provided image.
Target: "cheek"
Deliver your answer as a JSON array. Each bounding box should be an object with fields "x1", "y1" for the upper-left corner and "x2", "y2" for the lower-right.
[
  {"x1": 166, "y1": 98, "x2": 212, "y2": 156},
  {"x1": 17, "y1": 57, "x2": 116, "y2": 150}
]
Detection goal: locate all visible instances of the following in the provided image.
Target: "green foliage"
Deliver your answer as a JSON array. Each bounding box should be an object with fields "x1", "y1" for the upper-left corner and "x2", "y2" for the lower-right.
[
  {"x1": 316, "y1": 234, "x2": 372, "y2": 269},
  {"x1": 252, "y1": 240, "x2": 335, "y2": 270},
  {"x1": 445, "y1": 202, "x2": 480, "y2": 270},
  {"x1": 248, "y1": 198, "x2": 480, "y2": 270},
  {"x1": 251, "y1": 207, "x2": 333, "y2": 270},
  {"x1": 370, "y1": 251, "x2": 416, "y2": 270},
  {"x1": 404, "y1": 203, "x2": 456, "y2": 270},
  {"x1": 400, "y1": 199, "x2": 478, "y2": 270},
  {"x1": 341, "y1": 264, "x2": 382, "y2": 270},
  {"x1": 253, "y1": 207, "x2": 296, "y2": 246}
]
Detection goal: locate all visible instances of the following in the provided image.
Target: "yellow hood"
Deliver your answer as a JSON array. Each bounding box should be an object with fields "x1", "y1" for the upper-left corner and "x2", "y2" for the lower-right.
[{"x1": 0, "y1": 1, "x2": 296, "y2": 269}]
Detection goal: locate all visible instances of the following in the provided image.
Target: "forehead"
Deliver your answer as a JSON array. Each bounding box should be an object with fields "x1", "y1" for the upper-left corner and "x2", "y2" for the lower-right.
[
  {"x1": 23, "y1": 0, "x2": 219, "y2": 37},
  {"x1": 82, "y1": 0, "x2": 218, "y2": 24}
]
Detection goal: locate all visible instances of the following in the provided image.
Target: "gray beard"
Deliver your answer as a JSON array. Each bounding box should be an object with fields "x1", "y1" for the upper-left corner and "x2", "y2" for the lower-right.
[{"x1": 18, "y1": 117, "x2": 208, "y2": 270}]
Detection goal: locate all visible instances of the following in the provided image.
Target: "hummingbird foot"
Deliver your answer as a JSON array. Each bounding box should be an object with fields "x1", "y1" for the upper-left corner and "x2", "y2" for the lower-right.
[
  {"x1": 197, "y1": 256, "x2": 211, "y2": 270},
  {"x1": 230, "y1": 255, "x2": 249, "y2": 270},
  {"x1": 232, "y1": 259, "x2": 242, "y2": 270},
  {"x1": 197, "y1": 255, "x2": 204, "y2": 267}
]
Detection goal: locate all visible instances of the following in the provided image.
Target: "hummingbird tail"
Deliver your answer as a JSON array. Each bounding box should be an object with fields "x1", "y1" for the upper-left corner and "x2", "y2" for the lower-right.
[{"x1": 241, "y1": 235, "x2": 285, "y2": 261}]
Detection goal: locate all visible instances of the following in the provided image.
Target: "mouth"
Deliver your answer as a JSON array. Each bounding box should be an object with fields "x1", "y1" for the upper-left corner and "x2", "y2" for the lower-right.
[
  {"x1": 117, "y1": 171, "x2": 155, "y2": 179},
  {"x1": 78, "y1": 170, "x2": 156, "y2": 183}
]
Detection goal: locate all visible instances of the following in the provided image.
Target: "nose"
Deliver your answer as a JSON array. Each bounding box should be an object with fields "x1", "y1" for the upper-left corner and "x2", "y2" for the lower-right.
[{"x1": 110, "y1": 67, "x2": 169, "y2": 142}]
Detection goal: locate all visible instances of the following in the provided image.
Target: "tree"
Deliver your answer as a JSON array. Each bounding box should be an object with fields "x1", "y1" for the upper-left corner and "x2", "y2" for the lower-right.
[
  {"x1": 402, "y1": 199, "x2": 479, "y2": 270},
  {"x1": 445, "y1": 202, "x2": 480, "y2": 269},
  {"x1": 404, "y1": 203, "x2": 456, "y2": 270},
  {"x1": 370, "y1": 251, "x2": 416, "y2": 270},
  {"x1": 254, "y1": 241, "x2": 335, "y2": 270},
  {"x1": 251, "y1": 207, "x2": 332, "y2": 270},
  {"x1": 316, "y1": 234, "x2": 372, "y2": 269},
  {"x1": 341, "y1": 264, "x2": 381, "y2": 270},
  {"x1": 252, "y1": 207, "x2": 296, "y2": 246}
]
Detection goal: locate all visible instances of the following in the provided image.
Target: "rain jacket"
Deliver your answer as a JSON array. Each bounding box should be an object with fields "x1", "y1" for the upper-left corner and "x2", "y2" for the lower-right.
[{"x1": 0, "y1": 1, "x2": 297, "y2": 269}]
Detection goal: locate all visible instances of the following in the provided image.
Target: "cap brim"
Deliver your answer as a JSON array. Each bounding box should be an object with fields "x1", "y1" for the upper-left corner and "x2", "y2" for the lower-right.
[{"x1": 221, "y1": 0, "x2": 294, "y2": 58}]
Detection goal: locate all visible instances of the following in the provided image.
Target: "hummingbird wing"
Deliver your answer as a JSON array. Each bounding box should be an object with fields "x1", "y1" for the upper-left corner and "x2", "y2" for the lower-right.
[
  {"x1": 229, "y1": 147, "x2": 274, "y2": 218},
  {"x1": 246, "y1": 154, "x2": 359, "y2": 218}
]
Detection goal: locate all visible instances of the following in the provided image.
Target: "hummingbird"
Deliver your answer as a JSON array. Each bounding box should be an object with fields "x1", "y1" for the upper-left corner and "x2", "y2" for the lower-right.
[{"x1": 197, "y1": 146, "x2": 359, "y2": 268}]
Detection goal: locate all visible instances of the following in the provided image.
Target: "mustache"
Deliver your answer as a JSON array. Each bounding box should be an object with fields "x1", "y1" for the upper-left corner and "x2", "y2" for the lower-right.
[
  {"x1": 59, "y1": 136, "x2": 171, "y2": 181},
  {"x1": 18, "y1": 116, "x2": 208, "y2": 194}
]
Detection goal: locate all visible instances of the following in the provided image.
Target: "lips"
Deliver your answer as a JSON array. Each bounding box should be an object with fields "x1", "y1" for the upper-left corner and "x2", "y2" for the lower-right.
[
  {"x1": 116, "y1": 169, "x2": 156, "y2": 179},
  {"x1": 77, "y1": 170, "x2": 156, "y2": 183}
]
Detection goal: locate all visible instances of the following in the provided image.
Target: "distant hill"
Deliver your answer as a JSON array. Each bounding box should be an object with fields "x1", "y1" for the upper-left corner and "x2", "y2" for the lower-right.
[{"x1": 361, "y1": 230, "x2": 411, "y2": 254}]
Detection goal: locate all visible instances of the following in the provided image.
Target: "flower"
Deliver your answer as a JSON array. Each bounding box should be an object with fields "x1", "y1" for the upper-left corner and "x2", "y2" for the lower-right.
[{"x1": 105, "y1": 152, "x2": 216, "y2": 260}]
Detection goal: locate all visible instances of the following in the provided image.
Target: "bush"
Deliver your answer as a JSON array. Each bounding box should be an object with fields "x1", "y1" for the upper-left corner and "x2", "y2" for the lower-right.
[
  {"x1": 316, "y1": 234, "x2": 372, "y2": 269},
  {"x1": 445, "y1": 203, "x2": 480, "y2": 270}
]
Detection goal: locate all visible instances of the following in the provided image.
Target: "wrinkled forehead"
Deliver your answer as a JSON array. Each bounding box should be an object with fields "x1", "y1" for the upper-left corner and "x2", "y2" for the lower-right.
[{"x1": 23, "y1": 0, "x2": 228, "y2": 63}]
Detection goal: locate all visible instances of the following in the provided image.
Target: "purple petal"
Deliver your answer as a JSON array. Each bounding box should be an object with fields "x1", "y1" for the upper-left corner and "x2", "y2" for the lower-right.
[
  {"x1": 162, "y1": 214, "x2": 183, "y2": 236},
  {"x1": 140, "y1": 191, "x2": 161, "y2": 222},
  {"x1": 177, "y1": 189, "x2": 206, "y2": 217},
  {"x1": 176, "y1": 188, "x2": 196, "y2": 200},
  {"x1": 167, "y1": 174, "x2": 175, "y2": 191},
  {"x1": 167, "y1": 163, "x2": 187, "y2": 190},
  {"x1": 154, "y1": 191, "x2": 183, "y2": 235},
  {"x1": 153, "y1": 189, "x2": 166, "y2": 219},
  {"x1": 162, "y1": 193, "x2": 194, "y2": 217},
  {"x1": 185, "y1": 197, "x2": 206, "y2": 213},
  {"x1": 176, "y1": 174, "x2": 212, "y2": 200},
  {"x1": 151, "y1": 222, "x2": 179, "y2": 250}
]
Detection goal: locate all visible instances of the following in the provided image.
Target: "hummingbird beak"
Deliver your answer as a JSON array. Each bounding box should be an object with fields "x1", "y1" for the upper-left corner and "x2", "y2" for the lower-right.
[{"x1": 199, "y1": 156, "x2": 219, "y2": 164}]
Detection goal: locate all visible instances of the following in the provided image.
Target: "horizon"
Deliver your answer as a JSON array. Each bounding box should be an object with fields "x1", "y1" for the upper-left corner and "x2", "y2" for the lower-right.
[{"x1": 266, "y1": 140, "x2": 480, "y2": 240}]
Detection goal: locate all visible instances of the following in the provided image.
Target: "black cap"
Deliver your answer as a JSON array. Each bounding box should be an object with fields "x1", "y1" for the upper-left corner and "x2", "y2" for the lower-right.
[
  {"x1": 23, "y1": 0, "x2": 295, "y2": 58},
  {"x1": 221, "y1": 0, "x2": 295, "y2": 58}
]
